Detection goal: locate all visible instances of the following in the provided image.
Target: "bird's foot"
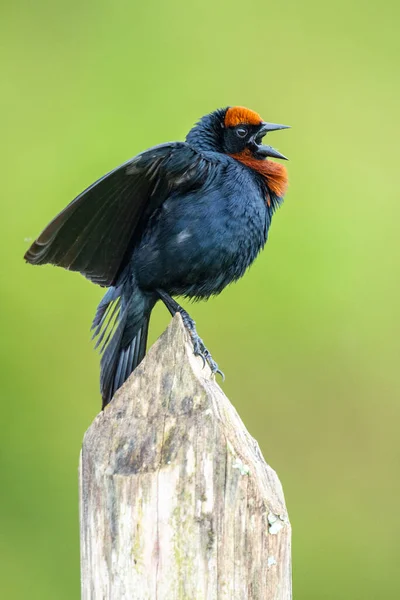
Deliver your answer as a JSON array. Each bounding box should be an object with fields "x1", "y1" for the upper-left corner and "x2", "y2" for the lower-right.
[
  {"x1": 180, "y1": 311, "x2": 225, "y2": 380},
  {"x1": 156, "y1": 289, "x2": 224, "y2": 380}
]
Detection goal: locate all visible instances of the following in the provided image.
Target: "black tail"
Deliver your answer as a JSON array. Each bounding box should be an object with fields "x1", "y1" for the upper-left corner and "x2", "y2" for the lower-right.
[{"x1": 91, "y1": 285, "x2": 152, "y2": 408}]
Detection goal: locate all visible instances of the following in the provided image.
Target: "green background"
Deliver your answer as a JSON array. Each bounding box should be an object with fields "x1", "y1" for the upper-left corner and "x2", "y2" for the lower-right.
[{"x1": 2, "y1": 1, "x2": 399, "y2": 598}]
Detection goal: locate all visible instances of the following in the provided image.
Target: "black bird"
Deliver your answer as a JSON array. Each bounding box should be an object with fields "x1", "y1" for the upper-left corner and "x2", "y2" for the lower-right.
[{"x1": 25, "y1": 106, "x2": 289, "y2": 407}]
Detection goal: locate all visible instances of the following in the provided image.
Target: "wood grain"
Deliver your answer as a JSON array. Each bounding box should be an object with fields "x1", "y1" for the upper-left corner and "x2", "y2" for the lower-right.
[{"x1": 80, "y1": 314, "x2": 291, "y2": 599}]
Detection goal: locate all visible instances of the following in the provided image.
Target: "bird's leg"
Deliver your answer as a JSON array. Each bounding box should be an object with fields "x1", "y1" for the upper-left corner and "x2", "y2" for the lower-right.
[{"x1": 157, "y1": 289, "x2": 224, "y2": 379}]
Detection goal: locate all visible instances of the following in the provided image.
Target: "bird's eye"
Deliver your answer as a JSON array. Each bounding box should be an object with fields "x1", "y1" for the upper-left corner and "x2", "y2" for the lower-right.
[{"x1": 236, "y1": 127, "x2": 248, "y2": 138}]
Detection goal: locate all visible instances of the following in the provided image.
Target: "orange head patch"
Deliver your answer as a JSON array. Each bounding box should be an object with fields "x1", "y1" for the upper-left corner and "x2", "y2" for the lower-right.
[{"x1": 224, "y1": 106, "x2": 263, "y2": 128}]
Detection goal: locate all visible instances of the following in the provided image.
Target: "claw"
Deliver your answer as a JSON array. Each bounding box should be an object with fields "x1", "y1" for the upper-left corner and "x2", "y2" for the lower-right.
[
  {"x1": 204, "y1": 355, "x2": 224, "y2": 379},
  {"x1": 195, "y1": 341, "x2": 224, "y2": 380},
  {"x1": 196, "y1": 350, "x2": 207, "y2": 369},
  {"x1": 216, "y1": 368, "x2": 225, "y2": 381}
]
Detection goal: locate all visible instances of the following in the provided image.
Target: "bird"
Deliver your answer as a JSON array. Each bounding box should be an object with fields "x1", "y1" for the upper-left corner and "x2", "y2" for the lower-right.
[{"x1": 25, "y1": 106, "x2": 289, "y2": 408}]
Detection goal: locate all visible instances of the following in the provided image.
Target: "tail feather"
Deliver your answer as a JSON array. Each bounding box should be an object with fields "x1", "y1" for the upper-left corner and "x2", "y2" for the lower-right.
[
  {"x1": 92, "y1": 286, "x2": 152, "y2": 408},
  {"x1": 91, "y1": 285, "x2": 122, "y2": 350},
  {"x1": 94, "y1": 298, "x2": 121, "y2": 352},
  {"x1": 101, "y1": 316, "x2": 150, "y2": 408}
]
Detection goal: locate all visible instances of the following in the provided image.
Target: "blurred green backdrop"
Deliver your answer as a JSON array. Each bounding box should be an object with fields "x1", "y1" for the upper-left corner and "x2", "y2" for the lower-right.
[{"x1": 1, "y1": 1, "x2": 399, "y2": 598}]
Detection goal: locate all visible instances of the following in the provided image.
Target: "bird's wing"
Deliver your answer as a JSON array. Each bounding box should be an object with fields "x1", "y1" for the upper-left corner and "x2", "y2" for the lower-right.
[{"x1": 24, "y1": 142, "x2": 212, "y2": 286}]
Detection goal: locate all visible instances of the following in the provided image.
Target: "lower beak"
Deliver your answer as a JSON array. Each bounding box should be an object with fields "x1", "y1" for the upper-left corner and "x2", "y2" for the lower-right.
[{"x1": 256, "y1": 145, "x2": 288, "y2": 160}]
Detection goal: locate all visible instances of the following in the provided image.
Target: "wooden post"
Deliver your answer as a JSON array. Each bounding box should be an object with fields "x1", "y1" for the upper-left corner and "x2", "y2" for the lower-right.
[{"x1": 79, "y1": 314, "x2": 292, "y2": 599}]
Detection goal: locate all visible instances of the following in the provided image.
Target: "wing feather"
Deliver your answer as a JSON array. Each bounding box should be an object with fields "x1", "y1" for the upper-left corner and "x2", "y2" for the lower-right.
[{"x1": 25, "y1": 142, "x2": 210, "y2": 286}]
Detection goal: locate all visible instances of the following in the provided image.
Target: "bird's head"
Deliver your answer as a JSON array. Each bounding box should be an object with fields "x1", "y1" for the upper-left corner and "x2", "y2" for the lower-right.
[
  {"x1": 186, "y1": 106, "x2": 289, "y2": 161},
  {"x1": 222, "y1": 106, "x2": 289, "y2": 160},
  {"x1": 186, "y1": 106, "x2": 290, "y2": 204}
]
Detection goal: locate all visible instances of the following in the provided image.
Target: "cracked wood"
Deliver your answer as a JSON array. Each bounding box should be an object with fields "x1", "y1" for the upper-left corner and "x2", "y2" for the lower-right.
[{"x1": 79, "y1": 314, "x2": 292, "y2": 599}]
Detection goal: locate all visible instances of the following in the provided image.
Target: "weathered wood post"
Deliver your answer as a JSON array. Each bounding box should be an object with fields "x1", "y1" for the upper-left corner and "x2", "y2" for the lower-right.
[{"x1": 79, "y1": 314, "x2": 291, "y2": 599}]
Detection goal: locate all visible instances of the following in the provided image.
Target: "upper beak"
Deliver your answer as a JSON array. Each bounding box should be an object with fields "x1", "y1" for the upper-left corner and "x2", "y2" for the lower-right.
[
  {"x1": 255, "y1": 121, "x2": 290, "y2": 160},
  {"x1": 260, "y1": 122, "x2": 290, "y2": 133}
]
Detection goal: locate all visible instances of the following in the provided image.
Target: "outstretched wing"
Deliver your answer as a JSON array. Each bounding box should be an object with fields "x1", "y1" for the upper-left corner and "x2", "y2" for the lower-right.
[{"x1": 24, "y1": 142, "x2": 212, "y2": 286}]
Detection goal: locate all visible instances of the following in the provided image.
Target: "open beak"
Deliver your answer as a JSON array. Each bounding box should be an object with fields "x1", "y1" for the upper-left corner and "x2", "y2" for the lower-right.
[{"x1": 254, "y1": 121, "x2": 290, "y2": 160}]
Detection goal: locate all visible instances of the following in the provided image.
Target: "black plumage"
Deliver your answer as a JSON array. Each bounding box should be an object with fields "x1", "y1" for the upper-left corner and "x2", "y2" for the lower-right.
[{"x1": 25, "y1": 106, "x2": 289, "y2": 407}]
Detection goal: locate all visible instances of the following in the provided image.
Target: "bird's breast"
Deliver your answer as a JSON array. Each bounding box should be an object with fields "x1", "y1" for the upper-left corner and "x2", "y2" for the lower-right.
[{"x1": 134, "y1": 162, "x2": 271, "y2": 297}]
